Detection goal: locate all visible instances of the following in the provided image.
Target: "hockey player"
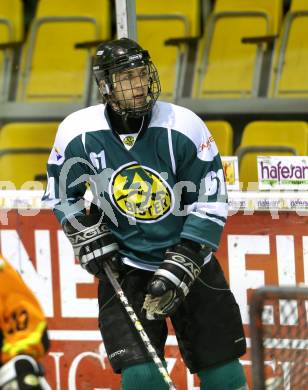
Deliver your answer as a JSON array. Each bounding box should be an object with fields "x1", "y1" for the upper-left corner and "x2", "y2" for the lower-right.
[
  {"x1": 0, "y1": 255, "x2": 50, "y2": 390},
  {"x1": 43, "y1": 38, "x2": 248, "y2": 389}
]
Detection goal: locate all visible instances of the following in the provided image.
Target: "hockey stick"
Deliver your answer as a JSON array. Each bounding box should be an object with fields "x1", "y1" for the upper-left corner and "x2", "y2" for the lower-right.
[{"x1": 102, "y1": 261, "x2": 176, "y2": 390}]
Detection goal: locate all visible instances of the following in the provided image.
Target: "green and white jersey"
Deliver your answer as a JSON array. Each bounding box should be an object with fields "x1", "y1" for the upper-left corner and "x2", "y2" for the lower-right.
[{"x1": 43, "y1": 101, "x2": 228, "y2": 269}]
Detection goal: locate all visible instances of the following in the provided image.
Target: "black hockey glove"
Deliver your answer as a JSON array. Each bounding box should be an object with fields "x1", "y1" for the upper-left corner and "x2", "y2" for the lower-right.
[
  {"x1": 0, "y1": 355, "x2": 50, "y2": 390},
  {"x1": 143, "y1": 240, "x2": 209, "y2": 320},
  {"x1": 63, "y1": 214, "x2": 120, "y2": 278}
]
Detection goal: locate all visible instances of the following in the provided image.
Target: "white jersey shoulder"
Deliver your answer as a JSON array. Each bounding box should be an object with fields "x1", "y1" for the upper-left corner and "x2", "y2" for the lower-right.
[
  {"x1": 151, "y1": 101, "x2": 218, "y2": 160},
  {"x1": 56, "y1": 104, "x2": 109, "y2": 150}
]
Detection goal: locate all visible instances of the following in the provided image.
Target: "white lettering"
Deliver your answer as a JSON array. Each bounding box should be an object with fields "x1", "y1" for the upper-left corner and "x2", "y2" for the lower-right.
[
  {"x1": 48, "y1": 352, "x2": 64, "y2": 390},
  {"x1": 34, "y1": 230, "x2": 54, "y2": 316},
  {"x1": 58, "y1": 231, "x2": 97, "y2": 317},
  {"x1": 276, "y1": 236, "x2": 297, "y2": 325},
  {"x1": 90, "y1": 151, "x2": 106, "y2": 171},
  {"x1": 186, "y1": 367, "x2": 199, "y2": 390},
  {"x1": 228, "y1": 235, "x2": 269, "y2": 323}
]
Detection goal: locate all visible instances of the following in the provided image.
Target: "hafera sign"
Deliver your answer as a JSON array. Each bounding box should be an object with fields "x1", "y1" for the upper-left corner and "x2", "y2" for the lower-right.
[{"x1": 257, "y1": 156, "x2": 308, "y2": 190}]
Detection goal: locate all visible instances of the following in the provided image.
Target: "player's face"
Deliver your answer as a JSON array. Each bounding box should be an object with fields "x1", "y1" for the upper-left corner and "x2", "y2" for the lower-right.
[{"x1": 112, "y1": 65, "x2": 149, "y2": 109}]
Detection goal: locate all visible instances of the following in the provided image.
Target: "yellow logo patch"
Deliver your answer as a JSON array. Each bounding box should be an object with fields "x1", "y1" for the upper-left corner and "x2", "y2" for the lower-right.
[
  {"x1": 123, "y1": 136, "x2": 135, "y2": 146},
  {"x1": 110, "y1": 163, "x2": 173, "y2": 222}
]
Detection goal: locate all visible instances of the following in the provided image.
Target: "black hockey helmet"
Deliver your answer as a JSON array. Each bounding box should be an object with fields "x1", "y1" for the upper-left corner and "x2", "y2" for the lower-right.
[{"x1": 93, "y1": 38, "x2": 161, "y2": 117}]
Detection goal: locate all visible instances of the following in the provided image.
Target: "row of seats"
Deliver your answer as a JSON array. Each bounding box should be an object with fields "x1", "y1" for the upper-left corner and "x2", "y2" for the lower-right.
[
  {"x1": 136, "y1": 0, "x2": 201, "y2": 99},
  {"x1": 192, "y1": 0, "x2": 282, "y2": 99},
  {"x1": 233, "y1": 121, "x2": 308, "y2": 187},
  {"x1": 0, "y1": 122, "x2": 57, "y2": 188},
  {"x1": 0, "y1": 0, "x2": 111, "y2": 102},
  {"x1": 207, "y1": 120, "x2": 308, "y2": 187},
  {"x1": 1, "y1": 120, "x2": 307, "y2": 189},
  {"x1": 1, "y1": 0, "x2": 308, "y2": 103},
  {"x1": 143, "y1": 0, "x2": 308, "y2": 99}
]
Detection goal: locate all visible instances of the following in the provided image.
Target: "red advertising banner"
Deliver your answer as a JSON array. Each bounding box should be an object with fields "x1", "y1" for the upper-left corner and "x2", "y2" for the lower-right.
[{"x1": 0, "y1": 210, "x2": 307, "y2": 389}]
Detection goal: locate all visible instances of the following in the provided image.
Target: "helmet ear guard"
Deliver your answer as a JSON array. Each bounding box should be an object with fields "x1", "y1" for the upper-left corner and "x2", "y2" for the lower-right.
[{"x1": 98, "y1": 81, "x2": 110, "y2": 96}]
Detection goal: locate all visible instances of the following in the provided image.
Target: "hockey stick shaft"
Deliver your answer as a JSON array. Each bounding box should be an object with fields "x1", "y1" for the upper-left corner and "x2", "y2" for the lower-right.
[{"x1": 102, "y1": 262, "x2": 176, "y2": 390}]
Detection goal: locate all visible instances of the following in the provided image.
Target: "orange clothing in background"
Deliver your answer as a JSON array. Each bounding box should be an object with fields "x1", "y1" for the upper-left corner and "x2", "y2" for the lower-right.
[{"x1": 0, "y1": 255, "x2": 49, "y2": 364}]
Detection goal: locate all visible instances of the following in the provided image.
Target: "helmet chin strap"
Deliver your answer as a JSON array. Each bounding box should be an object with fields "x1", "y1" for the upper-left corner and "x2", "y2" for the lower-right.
[{"x1": 123, "y1": 114, "x2": 144, "y2": 133}]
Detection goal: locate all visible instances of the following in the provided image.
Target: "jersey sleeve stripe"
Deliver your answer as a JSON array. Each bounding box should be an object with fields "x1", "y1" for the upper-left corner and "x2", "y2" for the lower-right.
[
  {"x1": 186, "y1": 201, "x2": 228, "y2": 219},
  {"x1": 190, "y1": 212, "x2": 225, "y2": 227},
  {"x1": 167, "y1": 127, "x2": 176, "y2": 175}
]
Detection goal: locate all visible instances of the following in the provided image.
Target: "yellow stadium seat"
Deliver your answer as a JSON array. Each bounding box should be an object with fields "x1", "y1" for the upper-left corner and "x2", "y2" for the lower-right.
[
  {"x1": 136, "y1": 0, "x2": 200, "y2": 100},
  {"x1": 0, "y1": 0, "x2": 23, "y2": 41},
  {"x1": 0, "y1": 122, "x2": 58, "y2": 188},
  {"x1": 236, "y1": 121, "x2": 308, "y2": 188},
  {"x1": 193, "y1": 0, "x2": 283, "y2": 98},
  {"x1": 0, "y1": 0, "x2": 23, "y2": 101},
  {"x1": 269, "y1": 0, "x2": 308, "y2": 97},
  {"x1": 17, "y1": 0, "x2": 111, "y2": 102},
  {"x1": 205, "y1": 120, "x2": 234, "y2": 155}
]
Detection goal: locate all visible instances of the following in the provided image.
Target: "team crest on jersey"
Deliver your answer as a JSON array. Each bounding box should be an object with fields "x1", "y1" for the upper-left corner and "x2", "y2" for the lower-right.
[
  {"x1": 109, "y1": 162, "x2": 174, "y2": 222},
  {"x1": 123, "y1": 136, "x2": 135, "y2": 146}
]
